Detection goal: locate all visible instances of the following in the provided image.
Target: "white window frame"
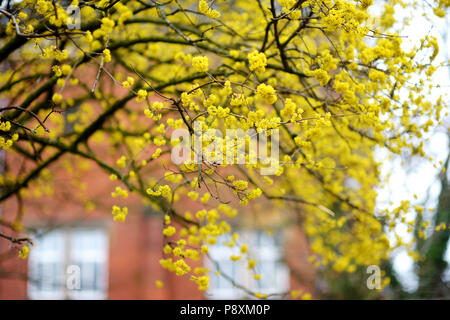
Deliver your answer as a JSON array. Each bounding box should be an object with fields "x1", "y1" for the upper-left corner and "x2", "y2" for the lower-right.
[
  {"x1": 28, "y1": 229, "x2": 65, "y2": 299},
  {"x1": 28, "y1": 227, "x2": 109, "y2": 300},
  {"x1": 206, "y1": 230, "x2": 290, "y2": 299}
]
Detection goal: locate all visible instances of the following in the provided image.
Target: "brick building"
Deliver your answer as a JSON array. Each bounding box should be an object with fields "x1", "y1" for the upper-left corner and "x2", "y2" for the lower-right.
[{"x1": 0, "y1": 167, "x2": 315, "y2": 300}]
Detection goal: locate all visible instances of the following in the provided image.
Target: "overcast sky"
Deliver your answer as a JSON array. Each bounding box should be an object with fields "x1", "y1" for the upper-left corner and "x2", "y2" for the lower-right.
[{"x1": 372, "y1": 3, "x2": 450, "y2": 292}]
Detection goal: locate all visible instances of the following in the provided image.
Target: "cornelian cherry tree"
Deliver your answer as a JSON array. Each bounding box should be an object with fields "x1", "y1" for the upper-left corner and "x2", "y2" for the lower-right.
[{"x1": 0, "y1": 0, "x2": 448, "y2": 298}]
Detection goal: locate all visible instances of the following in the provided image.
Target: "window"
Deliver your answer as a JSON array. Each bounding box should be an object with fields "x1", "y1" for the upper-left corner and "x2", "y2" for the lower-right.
[
  {"x1": 28, "y1": 230, "x2": 65, "y2": 299},
  {"x1": 28, "y1": 227, "x2": 108, "y2": 300},
  {"x1": 206, "y1": 231, "x2": 289, "y2": 299}
]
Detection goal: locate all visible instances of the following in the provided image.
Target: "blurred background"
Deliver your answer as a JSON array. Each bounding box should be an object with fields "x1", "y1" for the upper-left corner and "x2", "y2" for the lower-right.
[{"x1": 0, "y1": 1, "x2": 449, "y2": 300}]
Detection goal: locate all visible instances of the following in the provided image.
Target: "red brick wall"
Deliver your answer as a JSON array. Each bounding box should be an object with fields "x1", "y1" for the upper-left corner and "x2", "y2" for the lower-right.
[
  {"x1": 0, "y1": 213, "x2": 206, "y2": 300},
  {"x1": 0, "y1": 212, "x2": 315, "y2": 299},
  {"x1": 107, "y1": 214, "x2": 203, "y2": 300}
]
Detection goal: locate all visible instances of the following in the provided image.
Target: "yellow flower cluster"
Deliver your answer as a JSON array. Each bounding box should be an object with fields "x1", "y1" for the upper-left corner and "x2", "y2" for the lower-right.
[
  {"x1": 433, "y1": 0, "x2": 449, "y2": 17},
  {"x1": 40, "y1": 46, "x2": 68, "y2": 61},
  {"x1": 248, "y1": 51, "x2": 267, "y2": 74},
  {"x1": 116, "y1": 156, "x2": 127, "y2": 168},
  {"x1": 122, "y1": 77, "x2": 135, "y2": 88},
  {"x1": 0, "y1": 131, "x2": 18, "y2": 150},
  {"x1": 0, "y1": 121, "x2": 11, "y2": 132},
  {"x1": 191, "y1": 276, "x2": 209, "y2": 291},
  {"x1": 199, "y1": 0, "x2": 221, "y2": 19},
  {"x1": 93, "y1": 17, "x2": 115, "y2": 39},
  {"x1": 36, "y1": 0, "x2": 50, "y2": 14},
  {"x1": 232, "y1": 180, "x2": 248, "y2": 191},
  {"x1": 136, "y1": 89, "x2": 148, "y2": 102},
  {"x1": 18, "y1": 245, "x2": 30, "y2": 259},
  {"x1": 52, "y1": 93, "x2": 63, "y2": 104},
  {"x1": 111, "y1": 186, "x2": 128, "y2": 198},
  {"x1": 192, "y1": 56, "x2": 209, "y2": 73},
  {"x1": 256, "y1": 84, "x2": 277, "y2": 104},
  {"x1": 147, "y1": 184, "x2": 172, "y2": 199},
  {"x1": 103, "y1": 49, "x2": 111, "y2": 63},
  {"x1": 309, "y1": 69, "x2": 330, "y2": 87},
  {"x1": 111, "y1": 205, "x2": 128, "y2": 222},
  {"x1": 162, "y1": 226, "x2": 176, "y2": 237}
]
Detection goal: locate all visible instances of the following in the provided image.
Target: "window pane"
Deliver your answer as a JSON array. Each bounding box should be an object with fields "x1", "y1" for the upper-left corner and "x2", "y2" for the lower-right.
[
  {"x1": 207, "y1": 230, "x2": 289, "y2": 299},
  {"x1": 206, "y1": 230, "x2": 289, "y2": 299},
  {"x1": 69, "y1": 228, "x2": 108, "y2": 299},
  {"x1": 28, "y1": 230, "x2": 65, "y2": 300},
  {"x1": 206, "y1": 235, "x2": 243, "y2": 299},
  {"x1": 28, "y1": 227, "x2": 108, "y2": 300}
]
